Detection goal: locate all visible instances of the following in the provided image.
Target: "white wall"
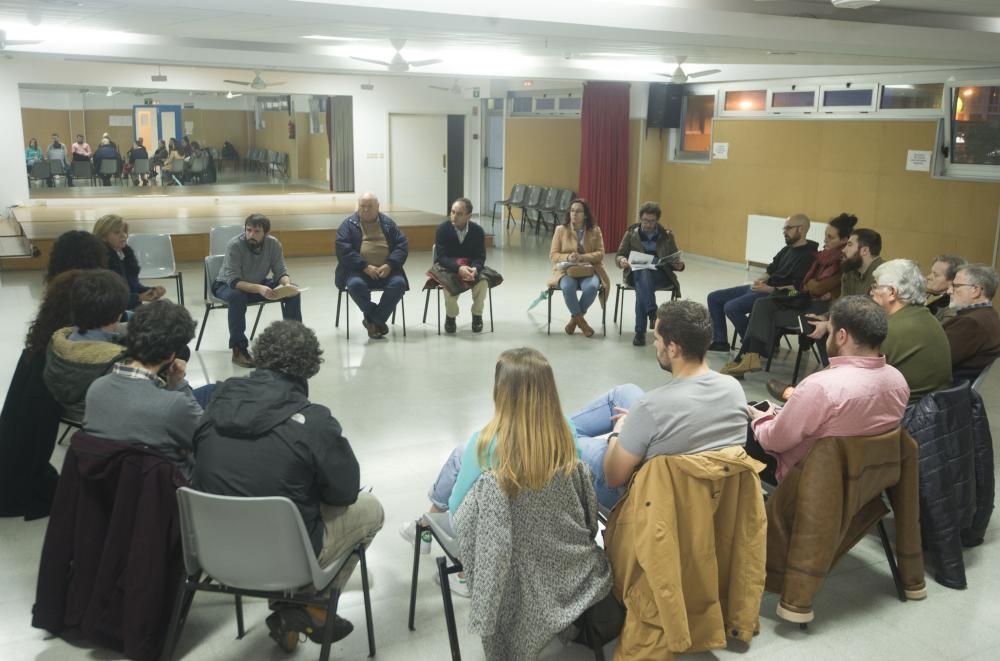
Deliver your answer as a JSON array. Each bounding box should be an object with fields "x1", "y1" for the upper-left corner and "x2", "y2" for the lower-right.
[
  {"x1": 0, "y1": 69, "x2": 30, "y2": 209},
  {"x1": 5, "y1": 59, "x2": 489, "y2": 211}
]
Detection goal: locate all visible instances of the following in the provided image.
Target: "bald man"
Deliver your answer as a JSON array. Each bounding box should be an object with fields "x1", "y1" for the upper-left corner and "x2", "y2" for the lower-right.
[
  {"x1": 706, "y1": 214, "x2": 818, "y2": 351},
  {"x1": 335, "y1": 193, "x2": 409, "y2": 339}
]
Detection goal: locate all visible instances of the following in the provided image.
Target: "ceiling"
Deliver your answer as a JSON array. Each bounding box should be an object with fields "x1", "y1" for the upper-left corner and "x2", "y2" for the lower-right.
[{"x1": 1, "y1": 0, "x2": 999, "y2": 85}]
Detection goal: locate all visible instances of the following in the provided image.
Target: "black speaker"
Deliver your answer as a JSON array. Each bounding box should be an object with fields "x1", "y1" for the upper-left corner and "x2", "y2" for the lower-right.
[{"x1": 647, "y1": 83, "x2": 684, "y2": 129}]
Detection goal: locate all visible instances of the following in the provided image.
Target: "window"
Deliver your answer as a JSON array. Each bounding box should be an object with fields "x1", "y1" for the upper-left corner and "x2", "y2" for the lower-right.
[
  {"x1": 558, "y1": 97, "x2": 582, "y2": 111},
  {"x1": 768, "y1": 89, "x2": 817, "y2": 113},
  {"x1": 723, "y1": 90, "x2": 766, "y2": 112},
  {"x1": 951, "y1": 86, "x2": 1000, "y2": 166},
  {"x1": 508, "y1": 91, "x2": 583, "y2": 116},
  {"x1": 820, "y1": 86, "x2": 876, "y2": 112},
  {"x1": 670, "y1": 94, "x2": 714, "y2": 163},
  {"x1": 534, "y1": 97, "x2": 556, "y2": 112},
  {"x1": 879, "y1": 83, "x2": 943, "y2": 110}
]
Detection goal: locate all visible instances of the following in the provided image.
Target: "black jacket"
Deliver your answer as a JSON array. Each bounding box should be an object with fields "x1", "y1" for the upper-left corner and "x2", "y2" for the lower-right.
[
  {"x1": 434, "y1": 220, "x2": 486, "y2": 273},
  {"x1": 192, "y1": 369, "x2": 360, "y2": 554},
  {"x1": 334, "y1": 212, "x2": 409, "y2": 289},
  {"x1": 765, "y1": 240, "x2": 818, "y2": 289},
  {"x1": 105, "y1": 244, "x2": 149, "y2": 309},
  {"x1": 902, "y1": 380, "x2": 987, "y2": 589}
]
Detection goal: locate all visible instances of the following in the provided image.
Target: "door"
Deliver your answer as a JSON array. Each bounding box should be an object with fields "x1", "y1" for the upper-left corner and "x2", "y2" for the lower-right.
[
  {"x1": 158, "y1": 106, "x2": 182, "y2": 145},
  {"x1": 133, "y1": 107, "x2": 158, "y2": 150},
  {"x1": 389, "y1": 113, "x2": 448, "y2": 214},
  {"x1": 482, "y1": 101, "x2": 505, "y2": 221}
]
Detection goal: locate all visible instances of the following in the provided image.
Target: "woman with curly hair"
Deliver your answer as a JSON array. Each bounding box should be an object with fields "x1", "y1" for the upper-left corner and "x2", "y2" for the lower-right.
[{"x1": 92, "y1": 215, "x2": 166, "y2": 310}]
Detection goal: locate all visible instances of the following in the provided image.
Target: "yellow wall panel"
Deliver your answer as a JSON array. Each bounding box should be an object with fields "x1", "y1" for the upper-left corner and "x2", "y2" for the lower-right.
[{"x1": 503, "y1": 117, "x2": 580, "y2": 193}]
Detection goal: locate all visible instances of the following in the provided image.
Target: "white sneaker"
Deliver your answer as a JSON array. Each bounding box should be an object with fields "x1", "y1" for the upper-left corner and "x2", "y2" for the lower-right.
[
  {"x1": 399, "y1": 519, "x2": 431, "y2": 554},
  {"x1": 433, "y1": 569, "x2": 471, "y2": 598}
]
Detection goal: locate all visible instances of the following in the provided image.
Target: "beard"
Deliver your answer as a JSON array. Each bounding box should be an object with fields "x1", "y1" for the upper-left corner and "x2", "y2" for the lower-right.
[
  {"x1": 656, "y1": 352, "x2": 673, "y2": 373},
  {"x1": 826, "y1": 333, "x2": 840, "y2": 358},
  {"x1": 247, "y1": 239, "x2": 263, "y2": 254},
  {"x1": 841, "y1": 254, "x2": 862, "y2": 272}
]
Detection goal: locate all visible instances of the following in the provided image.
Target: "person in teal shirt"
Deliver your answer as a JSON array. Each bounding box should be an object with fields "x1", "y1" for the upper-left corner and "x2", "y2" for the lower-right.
[{"x1": 25, "y1": 138, "x2": 42, "y2": 170}]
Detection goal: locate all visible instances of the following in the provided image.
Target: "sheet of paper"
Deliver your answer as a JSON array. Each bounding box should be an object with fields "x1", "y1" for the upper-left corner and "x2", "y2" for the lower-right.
[{"x1": 628, "y1": 251, "x2": 657, "y2": 270}]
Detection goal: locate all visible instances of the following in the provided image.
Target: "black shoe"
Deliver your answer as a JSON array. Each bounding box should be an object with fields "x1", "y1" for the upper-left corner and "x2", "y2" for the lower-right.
[
  {"x1": 633, "y1": 332, "x2": 646, "y2": 346},
  {"x1": 472, "y1": 315, "x2": 484, "y2": 333},
  {"x1": 280, "y1": 607, "x2": 354, "y2": 644},
  {"x1": 362, "y1": 319, "x2": 386, "y2": 340},
  {"x1": 377, "y1": 320, "x2": 389, "y2": 336},
  {"x1": 232, "y1": 347, "x2": 255, "y2": 368},
  {"x1": 266, "y1": 611, "x2": 300, "y2": 653},
  {"x1": 445, "y1": 316, "x2": 457, "y2": 334},
  {"x1": 648, "y1": 311, "x2": 657, "y2": 330},
  {"x1": 708, "y1": 341, "x2": 731, "y2": 352}
]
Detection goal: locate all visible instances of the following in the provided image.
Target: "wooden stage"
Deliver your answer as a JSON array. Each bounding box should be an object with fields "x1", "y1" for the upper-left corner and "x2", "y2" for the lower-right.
[{"x1": 2, "y1": 190, "x2": 488, "y2": 271}]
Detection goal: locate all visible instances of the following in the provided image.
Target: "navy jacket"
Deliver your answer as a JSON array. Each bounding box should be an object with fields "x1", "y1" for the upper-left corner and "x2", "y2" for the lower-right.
[
  {"x1": 434, "y1": 220, "x2": 486, "y2": 273},
  {"x1": 334, "y1": 212, "x2": 409, "y2": 289},
  {"x1": 105, "y1": 244, "x2": 149, "y2": 309}
]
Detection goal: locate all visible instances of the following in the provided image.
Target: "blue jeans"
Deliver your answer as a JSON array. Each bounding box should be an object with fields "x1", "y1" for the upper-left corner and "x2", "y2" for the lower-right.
[
  {"x1": 706, "y1": 285, "x2": 767, "y2": 345},
  {"x1": 631, "y1": 269, "x2": 671, "y2": 334},
  {"x1": 560, "y1": 274, "x2": 600, "y2": 316},
  {"x1": 345, "y1": 272, "x2": 406, "y2": 325},
  {"x1": 571, "y1": 384, "x2": 644, "y2": 509},
  {"x1": 428, "y1": 446, "x2": 464, "y2": 511},
  {"x1": 192, "y1": 384, "x2": 215, "y2": 410},
  {"x1": 212, "y1": 279, "x2": 302, "y2": 349}
]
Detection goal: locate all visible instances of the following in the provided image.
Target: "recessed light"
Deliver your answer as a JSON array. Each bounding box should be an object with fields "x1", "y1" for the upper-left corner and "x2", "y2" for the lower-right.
[{"x1": 523, "y1": 80, "x2": 534, "y2": 88}]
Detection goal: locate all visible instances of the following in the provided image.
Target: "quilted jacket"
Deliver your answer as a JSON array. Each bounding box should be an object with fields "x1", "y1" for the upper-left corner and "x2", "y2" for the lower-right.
[{"x1": 963, "y1": 389, "x2": 994, "y2": 547}]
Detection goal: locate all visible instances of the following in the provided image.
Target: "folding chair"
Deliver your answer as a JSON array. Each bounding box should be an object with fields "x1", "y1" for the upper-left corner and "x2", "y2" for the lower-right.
[
  {"x1": 161, "y1": 488, "x2": 375, "y2": 661},
  {"x1": 407, "y1": 513, "x2": 464, "y2": 661},
  {"x1": 613, "y1": 279, "x2": 680, "y2": 335},
  {"x1": 195, "y1": 255, "x2": 273, "y2": 350},
  {"x1": 335, "y1": 286, "x2": 407, "y2": 339},
  {"x1": 546, "y1": 286, "x2": 607, "y2": 335},
  {"x1": 492, "y1": 183, "x2": 526, "y2": 229},
  {"x1": 128, "y1": 233, "x2": 185, "y2": 305}
]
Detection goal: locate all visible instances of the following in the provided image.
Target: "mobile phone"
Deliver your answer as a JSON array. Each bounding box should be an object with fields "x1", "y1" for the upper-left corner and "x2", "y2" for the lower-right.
[
  {"x1": 798, "y1": 315, "x2": 815, "y2": 335},
  {"x1": 752, "y1": 400, "x2": 772, "y2": 412}
]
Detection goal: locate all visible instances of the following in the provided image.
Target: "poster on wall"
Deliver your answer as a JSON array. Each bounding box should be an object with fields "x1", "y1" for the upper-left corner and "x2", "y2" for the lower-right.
[
  {"x1": 712, "y1": 142, "x2": 729, "y2": 160},
  {"x1": 906, "y1": 150, "x2": 931, "y2": 172},
  {"x1": 185, "y1": 121, "x2": 194, "y2": 135},
  {"x1": 108, "y1": 115, "x2": 133, "y2": 127}
]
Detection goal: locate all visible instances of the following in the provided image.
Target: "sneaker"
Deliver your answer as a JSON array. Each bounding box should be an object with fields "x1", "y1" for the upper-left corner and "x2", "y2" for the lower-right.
[
  {"x1": 399, "y1": 519, "x2": 431, "y2": 554},
  {"x1": 433, "y1": 570, "x2": 470, "y2": 598},
  {"x1": 632, "y1": 332, "x2": 646, "y2": 346},
  {"x1": 444, "y1": 316, "x2": 457, "y2": 334},
  {"x1": 266, "y1": 611, "x2": 300, "y2": 653},
  {"x1": 232, "y1": 347, "x2": 255, "y2": 368},
  {"x1": 280, "y1": 606, "x2": 353, "y2": 644},
  {"x1": 708, "y1": 341, "x2": 731, "y2": 353},
  {"x1": 471, "y1": 315, "x2": 484, "y2": 333}
]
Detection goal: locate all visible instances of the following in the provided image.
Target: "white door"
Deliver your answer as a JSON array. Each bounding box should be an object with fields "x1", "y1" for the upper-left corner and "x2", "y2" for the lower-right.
[{"x1": 389, "y1": 114, "x2": 448, "y2": 214}]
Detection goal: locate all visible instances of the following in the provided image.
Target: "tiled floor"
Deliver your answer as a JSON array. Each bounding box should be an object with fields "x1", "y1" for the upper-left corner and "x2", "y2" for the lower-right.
[{"x1": 1, "y1": 225, "x2": 997, "y2": 660}]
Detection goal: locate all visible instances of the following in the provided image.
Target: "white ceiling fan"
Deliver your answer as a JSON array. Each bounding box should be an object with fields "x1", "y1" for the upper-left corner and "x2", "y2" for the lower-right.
[
  {"x1": 223, "y1": 70, "x2": 285, "y2": 90},
  {"x1": 0, "y1": 29, "x2": 42, "y2": 58},
  {"x1": 225, "y1": 91, "x2": 243, "y2": 99},
  {"x1": 351, "y1": 38, "x2": 442, "y2": 73},
  {"x1": 104, "y1": 86, "x2": 122, "y2": 97},
  {"x1": 428, "y1": 79, "x2": 472, "y2": 95},
  {"x1": 659, "y1": 56, "x2": 721, "y2": 84}
]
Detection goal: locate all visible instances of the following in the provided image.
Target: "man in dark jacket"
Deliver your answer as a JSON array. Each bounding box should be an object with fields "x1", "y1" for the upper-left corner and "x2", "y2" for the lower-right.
[
  {"x1": 706, "y1": 214, "x2": 817, "y2": 351},
  {"x1": 943, "y1": 263, "x2": 1000, "y2": 380},
  {"x1": 435, "y1": 197, "x2": 488, "y2": 334},
  {"x1": 93, "y1": 138, "x2": 121, "y2": 186},
  {"x1": 192, "y1": 320, "x2": 384, "y2": 652},
  {"x1": 334, "y1": 192, "x2": 408, "y2": 340},
  {"x1": 614, "y1": 201, "x2": 684, "y2": 346}
]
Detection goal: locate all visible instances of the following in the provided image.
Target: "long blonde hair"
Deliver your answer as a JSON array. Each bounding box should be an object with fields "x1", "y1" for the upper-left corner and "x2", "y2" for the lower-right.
[{"x1": 477, "y1": 347, "x2": 576, "y2": 498}]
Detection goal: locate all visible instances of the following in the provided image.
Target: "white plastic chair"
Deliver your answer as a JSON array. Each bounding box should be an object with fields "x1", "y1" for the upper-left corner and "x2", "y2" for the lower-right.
[
  {"x1": 209, "y1": 224, "x2": 243, "y2": 257},
  {"x1": 196, "y1": 254, "x2": 272, "y2": 350},
  {"x1": 128, "y1": 233, "x2": 184, "y2": 305},
  {"x1": 161, "y1": 487, "x2": 375, "y2": 661}
]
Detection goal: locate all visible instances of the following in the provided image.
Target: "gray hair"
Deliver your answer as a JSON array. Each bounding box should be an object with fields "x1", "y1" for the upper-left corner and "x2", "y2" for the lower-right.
[
  {"x1": 956, "y1": 263, "x2": 998, "y2": 299},
  {"x1": 874, "y1": 259, "x2": 927, "y2": 305},
  {"x1": 829, "y1": 295, "x2": 889, "y2": 350},
  {"x1": 252, "y1": 320, "x2": 324, "y2": 380},
  {"x1": 932, "y1": 255, "x2": 967, "y2": 281}
]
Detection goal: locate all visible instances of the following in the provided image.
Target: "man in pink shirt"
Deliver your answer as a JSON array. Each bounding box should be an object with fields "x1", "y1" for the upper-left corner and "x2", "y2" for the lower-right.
[
  {"x1": 746, "y1": 295, "x2": 909, "y2": 483},
  {"x1": 71, "y1": 134, "x2": 92, "y2": 162}
]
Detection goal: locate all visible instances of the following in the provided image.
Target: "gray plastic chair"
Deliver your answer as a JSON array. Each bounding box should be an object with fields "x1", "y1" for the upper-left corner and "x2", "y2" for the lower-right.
[
  {"x1": 97, "y1": 158, "x2": 120, "y2": 185},
  {"x1": 408, "y1": 512, "x2": 463, "y2": 661},
  {"x1": 196, "y1": 254, "x2": 273, "y2": 350},
  {"x1": 161, "y1": 487, "x2": 375, "y2": 661},
  {"x1": 167, "y1": 158, "x2": 186, "y2": 185},
  {"x1": 209, "y1": 224, "x2": 244, "y2": 256},
  {"x1": 971, "y1": 360, "x2": 994, "y2": 394},
  {"x1": 131, "y1": 158, "x2": 151, "y2": 184},
  {"x1": 71, "y1": 160, "x2": 94, "y2": 186},
  {"x1": 28, "y1": 159, "x2": 50, "y2": 187},
  {"x1": 128, "y1": 233, "x2": 184, "y2": 305},
  {"x1": 336, "y1": 284, "x2": 407, "y2": 339}
]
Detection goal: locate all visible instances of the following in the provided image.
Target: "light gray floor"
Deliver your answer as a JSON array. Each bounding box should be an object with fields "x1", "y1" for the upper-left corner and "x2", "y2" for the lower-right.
[{"x1": 1, "y1": 227, "x2": 998, "y2": 661}]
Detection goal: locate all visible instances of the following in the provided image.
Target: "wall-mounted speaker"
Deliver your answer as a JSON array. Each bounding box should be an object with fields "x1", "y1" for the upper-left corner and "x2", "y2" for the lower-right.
[{"x1": 647, "y1": 83, "x2": 684, "y2": 129}]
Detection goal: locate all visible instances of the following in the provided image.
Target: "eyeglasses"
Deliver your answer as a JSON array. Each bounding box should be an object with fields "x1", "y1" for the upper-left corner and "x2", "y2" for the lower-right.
[
  {"x1": 869, "y1": 284, "x2": 894, "y2": 293},
  {"x1": 952, "y1": 283, "x2": 979, "y2": 289}
]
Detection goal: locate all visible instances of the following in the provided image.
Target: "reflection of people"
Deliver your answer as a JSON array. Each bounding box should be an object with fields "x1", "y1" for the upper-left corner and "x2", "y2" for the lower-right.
[
  {"x1": 126, "y1": 138, "x2": 150, "y2": 185},
  {"x1": 93, "y1": 138, "x2": 121, "y2": 186},
  {"x1": 71, "y1": 134, "x2": 92, "y2": 162},
  {"x1": 615, "y1": 201, "x2": 684, "y2": 346},
  {"x1": 93, "y1": 214, "x2": 166, "y2": 310},
  {"x1": 212, "y1": 214, "x2": 302, "y2": 368},
  {"x1": 193, "y1": 320, "x2": 384, "y2": 652},
  {"x1": 548, "y1": 198, "x2": 608, "y2": 338},
  {"x1": 46, "y1": 134, "x2": 70, "y2": 186},
  {"x1": 942, "y1": 264, "x2": 1000, "y2": 381},
  {"x1": 25, "y1": 138, "x2": 42, "y2": 170},
  {"x1": 335, "y1": 193, "x2": 408, "y2": 340},
  {"x1": 434, "y1": 197, "x2": 489, "y2": 334}
]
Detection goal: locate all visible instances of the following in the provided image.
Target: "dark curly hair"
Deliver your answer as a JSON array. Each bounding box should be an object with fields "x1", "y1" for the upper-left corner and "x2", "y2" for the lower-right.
[
  {"x1": 563, "y1": 198, "x2": 595, "y2": 230},
  {"x1": 124, "y1": 300, "x2": 196, "y2": 365},
  {"x1": 46, "y1": 231, "x2": 107, "y2": 282},
  {"x1": 25, "y1": 270, "x2": 84, "y2": 355},
  {"x1": 828, "y1": 212, "x2": 858, "y2": 240},
  {"x1": 72, "y1": 270, "x2": 129, "y2": 332},
  {"x1": 252, "y1": 321, "x2": 323, "y2": 380}
]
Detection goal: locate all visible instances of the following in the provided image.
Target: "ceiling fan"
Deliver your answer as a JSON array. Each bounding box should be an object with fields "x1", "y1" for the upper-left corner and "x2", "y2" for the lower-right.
[
  {"x1": 0, "y1": 29, "x2": 42, "y2": 58},
  {"x1": 351, "y1": 38, "x2": 441, "y2": 73},
  {"x1": 104, "y1": 86, "x2": 122, "y2": 97},
  {"x1": 223, "y1": 70, "x2": 285, "y2": 90},
  {"x1": 428, "y1": 79, "x2": 471, "y2": 95},
  {"x1": 225, "y1": 91, "x2": 243, "y2": 99},
  {"x1": 659, "y1": 56, "x2": 720, "y2": 84}
]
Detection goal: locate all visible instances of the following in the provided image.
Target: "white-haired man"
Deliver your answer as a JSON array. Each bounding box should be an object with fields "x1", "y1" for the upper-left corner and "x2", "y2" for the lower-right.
[{"x1": 943, "y1": 263, "x2": 1000, "y2": 380}]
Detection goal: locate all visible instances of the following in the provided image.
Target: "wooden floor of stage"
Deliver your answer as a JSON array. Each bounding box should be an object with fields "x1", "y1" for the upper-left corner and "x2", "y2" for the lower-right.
[
  {"x1": 27, "y1": 179, "x2": 329, "y2": 200},
  {"x1": 3, "y1": 191, "x2": 489, "y2": 270}
]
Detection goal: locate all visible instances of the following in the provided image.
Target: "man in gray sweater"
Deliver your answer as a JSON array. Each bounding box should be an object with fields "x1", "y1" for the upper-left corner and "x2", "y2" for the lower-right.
[
  {"x1": 84, "y1": 300, "x2": 203, "y2": 479},
  {"x1": 213, "y1": 213, "x2": 303, "y2": 367}
]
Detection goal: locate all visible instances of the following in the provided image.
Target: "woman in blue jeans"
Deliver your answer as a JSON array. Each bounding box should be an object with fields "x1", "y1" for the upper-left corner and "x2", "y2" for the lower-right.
[{"x1": 546, "y1": 199, "x2": 610, "y2": 337}]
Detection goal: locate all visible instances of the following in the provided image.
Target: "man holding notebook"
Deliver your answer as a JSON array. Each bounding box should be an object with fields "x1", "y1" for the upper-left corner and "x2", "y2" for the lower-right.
[
  {"x1": 213, "y1": 213, "x2": 302, "y2": 367},
  {"x1": 615, "y1": 201, "x2": 685, "y2": 346}
]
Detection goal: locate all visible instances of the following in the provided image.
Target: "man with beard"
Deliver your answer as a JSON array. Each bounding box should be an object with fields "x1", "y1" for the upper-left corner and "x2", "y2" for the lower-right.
[
  {"x1": 213, "y1": 213, "x2": 302, "y2": 367},
  {"x1": 942, "y1": 264, "x2": 1000, "y2": 380},
  {"x1": 747, "y1": 296, "x2": 908, "y2": 484},
  {"x1": 575, "y1": 300, "x2": 749, "y2": 508}
]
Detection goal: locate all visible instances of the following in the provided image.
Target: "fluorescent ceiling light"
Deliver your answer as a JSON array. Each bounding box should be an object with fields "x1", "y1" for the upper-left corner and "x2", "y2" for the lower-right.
[{"x1": 301, "y1": 35, "x2": 360, "y2": 41}]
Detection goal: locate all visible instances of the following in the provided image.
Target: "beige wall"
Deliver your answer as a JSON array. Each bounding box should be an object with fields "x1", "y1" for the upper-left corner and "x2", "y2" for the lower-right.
[
  {"x1": 252, "y1": 110, "x2": 299, "y2": 177},
  {"x1": 180, "y1": 108, "x2": 252, "y2": 155},
  {"x1": 504, "y1": 117, "x2": 581, "y2": 194},
  {"x1": 21, "y1": 109, "x2": 72, "y2": 150},
  {"x1": 293, "y1": 111, "x2": 330, "y2": 183},
  {"x1": 659, "y1": 119, "x2": 1000, "y2": 270}
]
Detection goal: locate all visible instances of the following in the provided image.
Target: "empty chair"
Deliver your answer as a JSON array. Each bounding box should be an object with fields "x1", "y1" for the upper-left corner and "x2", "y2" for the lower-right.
[
  {"x1": 28, "y1": 159, "x2": 51, "y2": 187},
  {"x1": 492, "y1": 183, "x2": 526, "y2": 228},
  {"x1": 128, "y1": 233, "x2": 184, "y2": 304},
  {"x1": 529, "y1": 187, "x2": 560, "y2": 234},
  {"x1": 516, "y1": 185, "x2": 545, "y2": 232},
  {"x1": 70, "y1": 160, "x2": 94, "y2": 186},
  {"x1": 541, "y1": 188, "x2": 575, "y2": 232},
  {"x1": 160, "y1": 487, "x2": 375, "y2": 661}
]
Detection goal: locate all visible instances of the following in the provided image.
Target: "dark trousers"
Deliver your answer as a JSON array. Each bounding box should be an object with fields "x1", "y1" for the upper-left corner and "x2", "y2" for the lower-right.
[
  {"x1": 744, "y1": 424, "x2": 778, "y2": 486},
  {"x1": 707, "y1": 285, "x2": 767, "y2": 344},
  {"x1": 631, "y1": 269, "x2": 672, "y2": 333},
  {"x1": 211, "y1": 279, "x2": 302, "y2": 349},
  {"x1": 345, "y1": 273, "x2": 406, "y2": 325}
]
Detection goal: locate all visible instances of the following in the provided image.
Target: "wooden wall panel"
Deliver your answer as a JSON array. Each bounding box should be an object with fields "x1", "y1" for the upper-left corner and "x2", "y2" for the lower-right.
[
  {"x1": 83, "y1": 110, "x2": 133, "y2": 152},
  {"x1": 503, "y1": 117, "x2": 581, "y2": 194},
  {"x1": 180, "y1": 109, "x2": 252, "y2": 156},
  {"x1": 660, "y1": 119, "x2": 1000, "y2": 269},
  {"x1": 21, "y1": 109, "x2": 72, "y2": 151}
]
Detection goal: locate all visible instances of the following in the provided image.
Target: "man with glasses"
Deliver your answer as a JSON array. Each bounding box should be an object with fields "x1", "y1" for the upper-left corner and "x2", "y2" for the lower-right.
[
  {"x1": 707, "y1": 214, "x2": 817, "y2": 352},
  {"x1": 942, "y1": 264, "x2": 1000, "y2": 380},
  {"x1": 615, "y1": 201, "x2": 685, "y2": 346}
]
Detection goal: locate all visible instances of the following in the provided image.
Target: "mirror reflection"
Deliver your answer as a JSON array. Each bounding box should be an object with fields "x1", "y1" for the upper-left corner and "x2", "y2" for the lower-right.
[{"x1": 19, "y1": 85, "x2": 348, "y2": 198}]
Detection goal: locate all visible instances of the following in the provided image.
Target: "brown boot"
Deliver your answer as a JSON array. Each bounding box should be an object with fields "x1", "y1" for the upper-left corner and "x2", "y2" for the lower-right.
[
  {"x1": 565, "y1": 316, "x2": 578, "y2": 335},
  {"x1": 576, "y1": 314, "x2": 595, "y2": 338}
]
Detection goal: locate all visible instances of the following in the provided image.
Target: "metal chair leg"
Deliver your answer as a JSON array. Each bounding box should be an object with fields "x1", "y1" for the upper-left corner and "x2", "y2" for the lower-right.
[
  {"x1": 877, "y1": 519, "x2": 907, "y2": 602},
  {"x1": 249, "y1": 304, "x2": 265, "y2": 340},
  {"x1": 234, "y1": 594, "x2": 245, "y2": 638},
  {"x1": 436, "y1": 288, "x2": 441, "y2": 335},
  {"x1": 408, "y1": 521, "x2": 426, "y2": 631},
  {"x1": 422, "y1": 288, "x2": 431, "y2": 324},
  {"x1": 488, "y1": 287, "x2": 494, "y2": 332},
  {"x1": 547, "y1": 289, "x2": 553, "y2": 335},
  {"x1": 401, "y1": 295, "x2": 407, "y2": 337},
  {"x1": 195, "y1": 305, "x2": 211, "y2": 350},
  {"x1": 437, "y1": 556, "x2": 462, "y2": 661},
  {"x1": 335, "y1": 288, "x2": 343, "y2": 328},
  {"x1": 358, "y1": 546, "x2": 376, "y2": 657}
]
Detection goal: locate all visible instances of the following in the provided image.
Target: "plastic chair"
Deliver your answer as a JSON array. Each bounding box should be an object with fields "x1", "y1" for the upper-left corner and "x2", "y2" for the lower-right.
[
  {"x1": 97, "y1": 158, "x2": 120, "y2": 185},
  {"x1": 336, "y1": 285, "x2": 407, "y2": 339},
  {"x1": 613, "y1": 278, "x2": 680, "y2": 335},
  {"x1": 516, "y1": 185, "x2": 545, "y2": 232},
  {"x1": 209, "y1": 224, "x2": 244, "y2": 256},
  {"x1": 492, "y1": 183, "x2": 526, "y2": 228},
  {"x1": 161, "y1": 488, "x2": 375, "y2": 661},
  {"x1": 195, "y1": 255, "x2": 273, "y2": 350},
  {"x1": 525, "y1": 187, "x2": 559, "y2": 234},
  {"x1": 28, "y1": 159, "x2": 50, "y2": 187},
  {"x1": 167, "y1": 158, "x2": 186, "y2": 185},
  {"x1": 541, "y1": 189, "x2": 575, "y2": 232},
  {"x1": 131, "y1": 158, "x2": 151, "y2": 185},
  {"x1": 408, "y1": 513, "x2": 464, "y2": 661},
  {"x1": 971, "y1": 360, "x2": 994, "y2": 394},
  {"x1": 71, "y1": 160, "x2": 94, "y2": 186},
  {"x1": 128, "y1": 233, "x2": 184, "y2": 305},
  {"x1": 421, "y1": 248, "x2": 495, "y2": 335},
  {"x1": 188, "y1": 156, "x2": 208, "y2": 184}
]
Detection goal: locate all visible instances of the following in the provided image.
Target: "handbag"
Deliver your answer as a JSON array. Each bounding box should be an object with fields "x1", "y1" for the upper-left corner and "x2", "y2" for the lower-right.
[{"x1": 566, "y1": 263, "x2": 595, "y2": 278}]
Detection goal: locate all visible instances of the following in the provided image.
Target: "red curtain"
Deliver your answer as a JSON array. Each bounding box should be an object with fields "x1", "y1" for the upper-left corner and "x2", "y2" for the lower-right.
[{"x1": 578, "y1": 81, "x2": 630, "y2": 251}]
